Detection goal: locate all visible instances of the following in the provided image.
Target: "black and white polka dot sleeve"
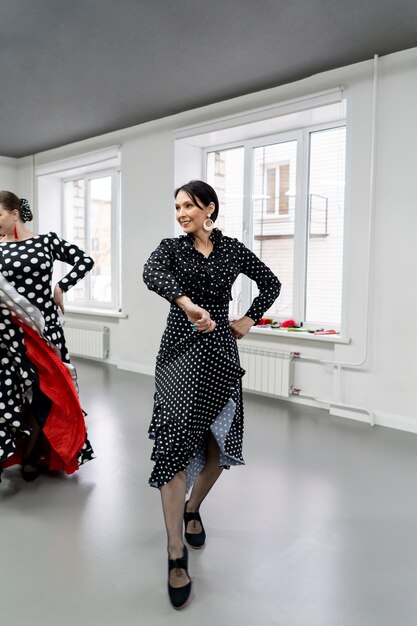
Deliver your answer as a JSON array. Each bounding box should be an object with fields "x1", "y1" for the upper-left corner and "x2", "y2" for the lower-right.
[
  {"x1": 237, "y1": 242, "x2": 281, "y2": 323},
  {"x1": 143, "y1": 239, "x2": 186, "y2": 303},
  {"x1": 49, "y1": 233, "x2": 95, "y2": 293}
]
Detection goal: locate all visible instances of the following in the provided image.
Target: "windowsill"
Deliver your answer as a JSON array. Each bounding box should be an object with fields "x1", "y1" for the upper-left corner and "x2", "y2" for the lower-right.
[
  {"x1": 250, "y1": 326, "x2": 350, "y2": 344},
  {"x1": 64, "y1": 307, "x2": 127, "y2": 319}
]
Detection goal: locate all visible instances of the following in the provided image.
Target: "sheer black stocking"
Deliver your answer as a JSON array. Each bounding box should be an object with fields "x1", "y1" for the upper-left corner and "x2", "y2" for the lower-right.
[{"x1": 21, "y1": 406, "x2": 43, "y2": 480}]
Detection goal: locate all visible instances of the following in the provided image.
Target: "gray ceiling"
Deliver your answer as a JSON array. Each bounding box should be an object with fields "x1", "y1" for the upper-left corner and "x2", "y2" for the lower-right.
[{"x1": 1, "y1": 0, "x2": 416, "y2": 158}]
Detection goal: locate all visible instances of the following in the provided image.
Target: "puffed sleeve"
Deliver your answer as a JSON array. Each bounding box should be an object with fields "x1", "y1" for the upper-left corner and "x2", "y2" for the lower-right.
[
  {"x1": 143, "y1": 239, "x2": 186, "y2": 303},
  {"x1": 237, "y1": 242, "x2": 281, "y2": 323},
  {"x1": 48, "y1": 233, "x2": 94, "y2": 292}
]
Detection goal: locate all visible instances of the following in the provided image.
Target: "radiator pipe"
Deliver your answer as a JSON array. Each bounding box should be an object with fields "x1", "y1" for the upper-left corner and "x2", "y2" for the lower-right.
[
  {"x1": 296, "y1": 55, "x2": 379, "y2": 427},
  {"x1": 292, "y1": 391, "x2": 374, "y2": 425}
]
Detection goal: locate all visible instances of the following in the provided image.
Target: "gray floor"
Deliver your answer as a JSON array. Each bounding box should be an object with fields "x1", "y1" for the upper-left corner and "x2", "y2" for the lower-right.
[{"x1": 1, "y1": 361, "x2": 417, "y2": 626}]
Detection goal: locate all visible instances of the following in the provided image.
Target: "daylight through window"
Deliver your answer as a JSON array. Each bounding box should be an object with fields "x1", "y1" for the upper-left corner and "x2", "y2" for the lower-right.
[{"x1": 205, "y1": 118, "x2": 346, "y2": 326}]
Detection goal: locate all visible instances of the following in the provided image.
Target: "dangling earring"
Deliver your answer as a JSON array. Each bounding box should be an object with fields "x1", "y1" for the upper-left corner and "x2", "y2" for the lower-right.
[
  {"x1": 203, "y1": 213, "x2": 213, "y2": 232},
  {"x1": 14, "y1": 224, "x2": 18, "y2": 240}
]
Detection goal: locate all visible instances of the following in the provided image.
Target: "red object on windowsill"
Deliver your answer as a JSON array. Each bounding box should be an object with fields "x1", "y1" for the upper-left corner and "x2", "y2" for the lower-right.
[
  {"x1": 258, "y1": 318, "x2": 273, "y2": 325},
  {"x1": 280, "y1": 319, "x2": 298, "y2": 328}
]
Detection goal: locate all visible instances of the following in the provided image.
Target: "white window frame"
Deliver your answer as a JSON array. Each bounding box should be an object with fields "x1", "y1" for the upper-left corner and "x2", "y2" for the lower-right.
[
  {"x1": 36, "y1": 146, "x2": 122, "y2": 316},
  {"x1": 62, "y1": 166, "x2": 121, "y2": 312},
  {"x1": 203, "y1": 120, "x2": 346, "y2": 328}
]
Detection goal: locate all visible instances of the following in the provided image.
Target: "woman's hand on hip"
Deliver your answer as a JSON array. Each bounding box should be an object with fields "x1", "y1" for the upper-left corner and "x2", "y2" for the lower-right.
[
  {"x1": 175, "y1": 296, "x2": 216, "y2": 333},
  {"x1": 53, "y1": 284, "x2": 65, "y2": 314},
  {"x1": 230, "y1": 316, "x2": 255, "y2": 339}
]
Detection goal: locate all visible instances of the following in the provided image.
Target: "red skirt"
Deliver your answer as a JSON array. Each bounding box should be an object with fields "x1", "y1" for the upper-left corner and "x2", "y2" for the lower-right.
[{"x1": 2, "y1": 320, "x2": 89, "y2": 475}]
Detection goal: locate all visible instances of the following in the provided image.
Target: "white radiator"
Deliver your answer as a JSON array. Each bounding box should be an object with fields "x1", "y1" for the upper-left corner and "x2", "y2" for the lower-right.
[
  {"x1": 238, "y1": 343, "x2": 295, "y2": 398},
  {"x1": 62, "y1": 321, "x2": 110, "y2": 360}
]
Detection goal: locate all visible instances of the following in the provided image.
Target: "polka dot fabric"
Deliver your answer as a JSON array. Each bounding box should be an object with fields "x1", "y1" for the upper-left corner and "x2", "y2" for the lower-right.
[
  {"x1": 1, "y1": 233, "x2": 94, "y2": 362},
  {"x1": 143, "y1": 229, "x2": 281, "y2": 489},
  {"x1": 0, "y1": 233, "x2": 95, "y2": 473}
]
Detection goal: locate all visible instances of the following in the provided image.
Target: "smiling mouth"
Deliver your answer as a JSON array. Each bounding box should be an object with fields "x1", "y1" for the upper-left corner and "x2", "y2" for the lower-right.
[{"x1": 180, "y1": 221, "x2": 191, "y2": 226}]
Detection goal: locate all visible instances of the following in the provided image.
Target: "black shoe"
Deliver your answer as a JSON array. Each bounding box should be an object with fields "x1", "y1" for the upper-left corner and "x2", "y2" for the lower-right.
[
  {"x1": 168, "y1": 545, "x2": 192, "y2": 609},
  {"x1": 22, "y1": 464, "x2": 40, "y2": 482},
  {"x1": 184, "y1": 501, "x2": 206, "y2": 549}
]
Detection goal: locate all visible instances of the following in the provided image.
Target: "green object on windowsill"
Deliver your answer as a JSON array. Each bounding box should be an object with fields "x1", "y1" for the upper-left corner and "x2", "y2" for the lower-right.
[{"x1": 285, "y1": 327, "x2": 307, "y2": 332}]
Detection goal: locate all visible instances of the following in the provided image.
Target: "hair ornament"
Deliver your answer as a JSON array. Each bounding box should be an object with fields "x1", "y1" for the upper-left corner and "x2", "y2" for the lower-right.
[{"x1": 19, "y1": 198, "x2": 32, "y2": 222}]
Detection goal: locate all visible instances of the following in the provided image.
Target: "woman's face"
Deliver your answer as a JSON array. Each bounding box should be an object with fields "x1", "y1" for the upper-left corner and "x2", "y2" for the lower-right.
[
  {"x1": 175, "y1": 190, "x2": 213, "y2": 235},
  {"x1": 0, "y1": 205, "x2": 17, "y2": 237}
]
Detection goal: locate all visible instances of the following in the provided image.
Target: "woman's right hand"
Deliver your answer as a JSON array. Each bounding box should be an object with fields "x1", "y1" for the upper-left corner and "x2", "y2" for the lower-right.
[
  {"x1": 53, "y1": 284, "x2": 65, "y2": 314},
  {"x1": 175, "y1": 296, "x2": 216, "y2": 333}
]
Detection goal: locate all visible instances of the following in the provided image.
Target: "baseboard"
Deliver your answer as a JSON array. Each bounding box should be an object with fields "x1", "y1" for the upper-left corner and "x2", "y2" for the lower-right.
[
  {"x1": 72, "y1": 355, "x2": 118, "y2": 367},
  {"x1": 109, "y1": 364, "x2": 417, "y2": 435},
  {"x1": 330, "y1": 406, "x2": 372, "y2": 425},
  {"x1": 117, "y1": 360, "x2": 155, "y2": 376},
  {"x1": 290, "y1": 396, "x2": 417, "y2": 434},
  {"x1": 287, "y1": 395, "x2": 370, "y2": 423},
  {"x1": 330, "y1": 406, "x2": 417, "y2": 433},
  {"x1": 373, "y1": 410, "x2": 417, "y2": 434},
  {"x1": 282, "y1": 393, "x2": 329, "y2": 411}
]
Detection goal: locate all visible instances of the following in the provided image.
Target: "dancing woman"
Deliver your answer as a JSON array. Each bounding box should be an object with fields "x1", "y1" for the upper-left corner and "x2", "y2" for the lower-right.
[
  {"x1": 0, "y1": 191, "x2": 94, "y2": 482},
  {"x1": 143, "y1": 180, "x2": 281, "y2": 608}
]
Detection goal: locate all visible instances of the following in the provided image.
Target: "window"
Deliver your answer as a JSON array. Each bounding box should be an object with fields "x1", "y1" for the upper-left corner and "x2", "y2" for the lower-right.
[
  {"x1": 63, "y1": 170, "x2": 120, "y2": 310},
  {"x1": 207, "y1": 148, "x2": 244, "y2": 317},
  {"x1": 204, "y1": 116, "x2": 346, "y2": 327},
  {"x1": 306, "y1": 127, "x2": 346, "y2": 324},
  {"x1": 251, "y1": 138, "x2": 299, "y2": 318},
  {"x1": 36, "y1": 146, "x2": 121, "y2": 313}
]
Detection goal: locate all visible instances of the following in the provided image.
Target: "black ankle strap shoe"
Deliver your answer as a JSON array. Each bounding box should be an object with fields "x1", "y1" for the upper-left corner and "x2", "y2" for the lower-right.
[
  {"x1": 184, "y1": 502, "x2": 206, "y2": 549},
  {"x1": 168, "y1": 545, "x2": 192, "y2": 609}
]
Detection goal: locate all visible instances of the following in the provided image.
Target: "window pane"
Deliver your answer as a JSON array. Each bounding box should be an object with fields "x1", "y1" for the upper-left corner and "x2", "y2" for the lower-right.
[
  {"x1": 64, "y1": 179, "x2": 86, "y2": 303},
  {"x1": 207, "y1": 147, "x2": 244, "y2": 318},
  {"x1": 90, "y1": 176, "x2": 112, "y2": 303},
  {"x1": 306, "y1": 127, "x2": 346, "y2": 324},
  {"x1": 252, "y1": 140, "x2": 297, "y2": 318}
]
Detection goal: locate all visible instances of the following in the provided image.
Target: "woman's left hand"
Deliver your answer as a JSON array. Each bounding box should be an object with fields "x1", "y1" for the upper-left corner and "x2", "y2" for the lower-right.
[
  {"x1": 230, "y1": 316, "x2": 255, "y2": 340},
  {"x1": 53, "y1": 284, "x2": 65, "y2": 314}
]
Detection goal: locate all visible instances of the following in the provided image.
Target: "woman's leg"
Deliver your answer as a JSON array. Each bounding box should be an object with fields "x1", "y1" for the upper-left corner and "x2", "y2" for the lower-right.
[
  {"x1": 22, "y1": 406, "x2": 42, "y2": 472},
  {"x1": 186, "y1": 431, "x2": 223, "y2": 534},
  {"x1": 160, "y1": 470, "x2": 190, "y2": 588}
]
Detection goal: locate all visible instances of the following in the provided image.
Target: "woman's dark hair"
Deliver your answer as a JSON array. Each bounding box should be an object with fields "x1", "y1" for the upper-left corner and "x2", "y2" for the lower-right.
[
  {"x1": 175, "y1": 180, "x2": 219, "y2": 222},
  {"x1": 0, "y1": 191, "x2": 33, "y2": 222}
]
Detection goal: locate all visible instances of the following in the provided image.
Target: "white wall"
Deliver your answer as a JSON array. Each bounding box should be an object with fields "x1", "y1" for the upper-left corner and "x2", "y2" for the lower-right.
[
  {"x1": 334, "y1": 49, "x2": 417, "y2": 430},
  {"x1": 37, "y1": 175, "x2": 62, "y2": 234},
  {"x1": 17, "y1": 156, "x2": 34, "y2": 213},
  {"x1": 0, "y1": 155, "x2": 34, "y2": 229},
  {"x1": 0, "y1": 156, "x2": 18, "y2": 193},
  {"x1": 11, "y1": 47, "x2": 417, "y2": 432},
  {"x1": 174, "y1": 141, "x2": 203, "y2": 188}
]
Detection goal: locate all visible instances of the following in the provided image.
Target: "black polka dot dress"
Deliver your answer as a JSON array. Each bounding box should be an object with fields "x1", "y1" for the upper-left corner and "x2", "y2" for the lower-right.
[
  {"x1": 143, "y1": 228, "x2": 281, "y2": 490},
  {"x1": 0, "y1": 232, "x2": 95, "y2": 475}
]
